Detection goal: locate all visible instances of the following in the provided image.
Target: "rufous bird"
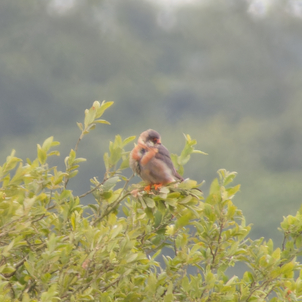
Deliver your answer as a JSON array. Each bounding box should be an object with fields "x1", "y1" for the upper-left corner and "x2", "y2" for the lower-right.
[{"x1": 130, "y1": 129, "x2": 183, "y2": 190}]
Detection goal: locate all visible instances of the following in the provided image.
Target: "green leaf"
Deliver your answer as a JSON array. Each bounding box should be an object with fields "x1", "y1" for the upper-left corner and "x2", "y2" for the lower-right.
[
  {"x1": 73, "y1": 157, "x2": 87, "y2": 164},
  {"x1": 96, "y1": 100, "x2": 114, "y2": 118},
  {"x1": 111, "y1": 224, "x2": 123, "y2": 239},
  {"x1": 119, "y1": 155, "x2": 130, "y2": 170},
  {"x1": 109, "y1": 146, "x2": 123, "y2": 166},
  {"x1": 170, "y1": 153, "x2": 179, "y2": 169},
  {"x1": 2, "y1": 265, "x2": 15, "y2": 275},
  {"x1": 69, "y1": 149, "x2": 76, "y2": 163},
  {"x1": 126, "y1": 253, "x2": 138, "y2": 263},
  {"x1": 226, "y1": 184, "x2": 241, "y2": 198},
  {"x1": 101, "y1": 191, "x2": 113, "y2": 200},
  {"x1": 87, "y1": 123, "x2": 96, "y2": 131},
  {"x1": 182, "y1": 276, "x2": 190, "y2": 291},
  {"x1": 272, "y1": 248, "x2": 280, "y2": 260},
  {"x1": 92, "y1": 100, "x2": 101, "y2": 109},
  {"x1": 77, "y1": 122, "x2": 83, "y2": 131},
  {"x1": 204, "y1": 204, "x2": 216, "y2": 221},
  {"x1": 103, "y1": 176, "x2": 120, "y2": 191},
  {"x1": 280, "y1": 262, "x2": 294, "y2": 275},
  {"x1": 103, "y1": 152, "x2": 110, "y2": 171},
  {"x1": 179, "y1": 154, "x2": 191, "y2": 166},
  {"x1": 68, "y1": 170, "x2": 78, "y2": 178},
  {"x1": 192, "y1": 149, "x2": 208, "y2": 155},
  {"x1": 3, "y1": 150, "x2": 22, "y2": 173},
  {"x1": 178, "y1": 196, "x2": 192, "y2": 204},
  {"x1": 296, "y1": 236, "x2": 302, "y2": 248},
  {"x1": 87, "y1": 204, "x2": 98, "y2": 212},
  {"x1": 22, "y1": 293, "x2": 31, "y2": 302},
  {"x1": 243, "y1": 271, "x2": 254, "y2": 283},
  {"x1": 178, "y1": 179, "x2": 198, "y2": 190},
  {"x1": 175, "y1": 212, "x2": 193, "y2": 230},
  {"x1": 48, "y1": 150, "x2": 60, "y2": 157},
  {"x1": 84, "y1": 107, "x2": 97, "y2": 129},
  {"x1": 123, "y1": 136, "x2": 136, "y2": 147},
  {"x1": 227, "y1": 202, "x2": 237, "y2": 219},
  {"x1": 41, "y1": 284, "x2": 58, "y2": 302},
  {"x1": 209, "y1": 178, "x2": 220, "y2": 195},
  {"x1": 37, "y1": 144, "x2": 47, "y2": 164},
  {"x1": 94, "y1": 119, "x2": 111, "y2": 125},
  {"x1": 83, "y1": 110, "x2": 92, "y2": 129},
  {"x1": 167, "y1": 192, "x2": 181, "y2": 199},
  {"x1": 165, "y1": 198, "x2": 177, "y2": 207},
  {"x1": 144, "y1": 197, "x2": 156, "y2": 208},
  {"x1": 154, "y1": 211, "x2": 163, "y2": 228},
  {"x1": 177, "y1": 165, "x2": 184, "y2": 176},
  {"x1": 2, "y1": 239, "x2": 15, "y2": 257},
  {"x1": 9, "y1": 162, "x2": 26, "y2": 185},
  {"x1": 24, "y1": 261, "x2": 34, "y2": 276},
  {"x1": 42, "y1": 136, "x2": 54, "y2": 152},
  {"x1": 223, "y1": 172, "x2": 237, "y2": 186},
  {"x1": 113, "y1": 135, "x2": 123, "y2": 149}
]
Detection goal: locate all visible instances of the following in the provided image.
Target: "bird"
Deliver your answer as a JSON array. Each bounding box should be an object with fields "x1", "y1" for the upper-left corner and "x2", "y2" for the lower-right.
[{"x1": 130, "y1": 129, "x2": 183, "y2": 190}]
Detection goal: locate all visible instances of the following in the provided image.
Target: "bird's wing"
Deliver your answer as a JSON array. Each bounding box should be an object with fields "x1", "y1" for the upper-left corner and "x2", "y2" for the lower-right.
[{"x1": 155, "y1": 145, "x2": 183, "y2": 181}]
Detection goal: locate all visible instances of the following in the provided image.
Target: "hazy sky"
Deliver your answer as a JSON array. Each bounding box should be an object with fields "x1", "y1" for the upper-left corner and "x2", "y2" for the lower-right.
[{"x1": 48, "y1": 0, "x2": 302, "y2": 18}]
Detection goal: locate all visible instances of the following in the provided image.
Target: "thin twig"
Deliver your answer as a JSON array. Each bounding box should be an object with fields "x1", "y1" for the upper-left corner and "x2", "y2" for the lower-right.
[
  {"x1": 64, "y1": 132, "x2": 84, "y2": 189},
  {"x1": 92, "y1": 174, "x2": 134, "y2": 226},
  {"x1": 64, "y1": 177, "x2": 69, "y2": 189},
  {"x1": 211, "y1": 219, "x2": 224, "y2": 270},
  {"x1": 0, "y1": 216, "x2": 24, "y2": 231},
  {"x1": 94, "y1": 192, "x2": 131, "y2": 226},
  {"x1": 281, "y1": 233, "x2": 287, "y2": 252},
  {"x1": 245, "y1": 280, "x2": 271, "y2": 301},
  {"x1": 75, "y1": 132, "x2": 85, "y2": 153},
  {"x1": 1, "y1": 256, "x2": 27, "y2": 278},
  {"x1": 78, "y1": 181, "x2": 105, "y2": 199},
  {"x1": 32, "y1": 213, "x2": 46, "y2": 223},
  {"x1": 174, "y1": 238, "x2": 178, "y2": 256},
  {"x1": 101, "y1": 275, "x2": 123, "y2": 292}
]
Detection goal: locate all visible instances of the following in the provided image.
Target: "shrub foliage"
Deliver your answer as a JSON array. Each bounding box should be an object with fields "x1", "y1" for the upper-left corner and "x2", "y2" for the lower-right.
[{"x1": 0, "y1": 101, "x2": 302, "y2": 302}]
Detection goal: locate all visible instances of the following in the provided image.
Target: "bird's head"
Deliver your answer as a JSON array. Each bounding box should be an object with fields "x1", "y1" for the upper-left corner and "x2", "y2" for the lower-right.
[{"x1": 138, "y1": 129, "x2": 161, "y2": 147}]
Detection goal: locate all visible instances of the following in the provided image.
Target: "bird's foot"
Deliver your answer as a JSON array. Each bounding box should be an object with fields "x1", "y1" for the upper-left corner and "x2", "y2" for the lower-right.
[
  {"x1": 153, "y1": 183, "x2": 163, "y2": 190},
  {"x1": 144, "y1": 185, "x2": 152, "y2": 192}
]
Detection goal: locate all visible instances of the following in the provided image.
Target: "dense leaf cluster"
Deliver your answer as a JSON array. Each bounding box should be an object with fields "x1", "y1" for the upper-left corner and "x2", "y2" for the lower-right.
[{"x1": 0, "y1": 102, "x2": 302, "y2": 301}]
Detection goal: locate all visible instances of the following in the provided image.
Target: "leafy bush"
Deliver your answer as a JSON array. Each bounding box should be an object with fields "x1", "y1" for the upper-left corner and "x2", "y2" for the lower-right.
[{"x1": 0, "y1": 101, "x2": 302, "y2": 301}]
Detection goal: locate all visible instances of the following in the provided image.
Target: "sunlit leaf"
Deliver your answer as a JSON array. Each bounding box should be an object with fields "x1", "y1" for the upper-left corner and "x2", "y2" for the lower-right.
[
  {"x1": 37, "y1": 144, "x2": 47, "y2": 164},
  {"x1": 42, "y1": 136, "x2": 54, "y2": 152},
  {"x1": 94, "y1": 119, "x2": 111, "y2": 124},
  {"x1": 96, "y1": 100, "x2": 114, "y2": 118}
]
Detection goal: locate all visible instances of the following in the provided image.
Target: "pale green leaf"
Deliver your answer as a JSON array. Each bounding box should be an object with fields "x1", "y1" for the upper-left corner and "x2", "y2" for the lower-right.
[
  {"x1": 37, "y1": 144, "x2": 47, "y2": 164},
  {"x1": 42, "y1": 136, "x2": 54, "y2": 152},
  {"x1": 94, "y1": 119, "x2": 111, "y2": 125},
  {"x1": 122, "y1": 136, "x2": 136, "y2": 146},
  {"x1": 96, "y1": 101, "x2": 114, "y2": 118}
]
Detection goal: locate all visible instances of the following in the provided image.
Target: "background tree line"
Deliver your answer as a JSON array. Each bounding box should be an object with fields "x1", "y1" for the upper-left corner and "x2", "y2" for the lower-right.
[{"x1": 0, "y1": 0, "x2": 302, "y2": 244}]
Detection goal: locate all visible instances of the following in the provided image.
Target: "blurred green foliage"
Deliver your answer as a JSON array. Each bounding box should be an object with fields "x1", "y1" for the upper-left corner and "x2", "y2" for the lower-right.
[
  {"x1": 0, "y1": 0, "x2": 302, "y2": 245},
  {"x1": 1, "y1": 102, "x2": 302, "y2": 301}
]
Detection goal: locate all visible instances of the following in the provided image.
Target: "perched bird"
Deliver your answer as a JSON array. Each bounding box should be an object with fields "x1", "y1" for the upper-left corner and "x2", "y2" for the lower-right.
[{"x1": 130, "y1": 129, "x2": 183, "y2": 190}]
